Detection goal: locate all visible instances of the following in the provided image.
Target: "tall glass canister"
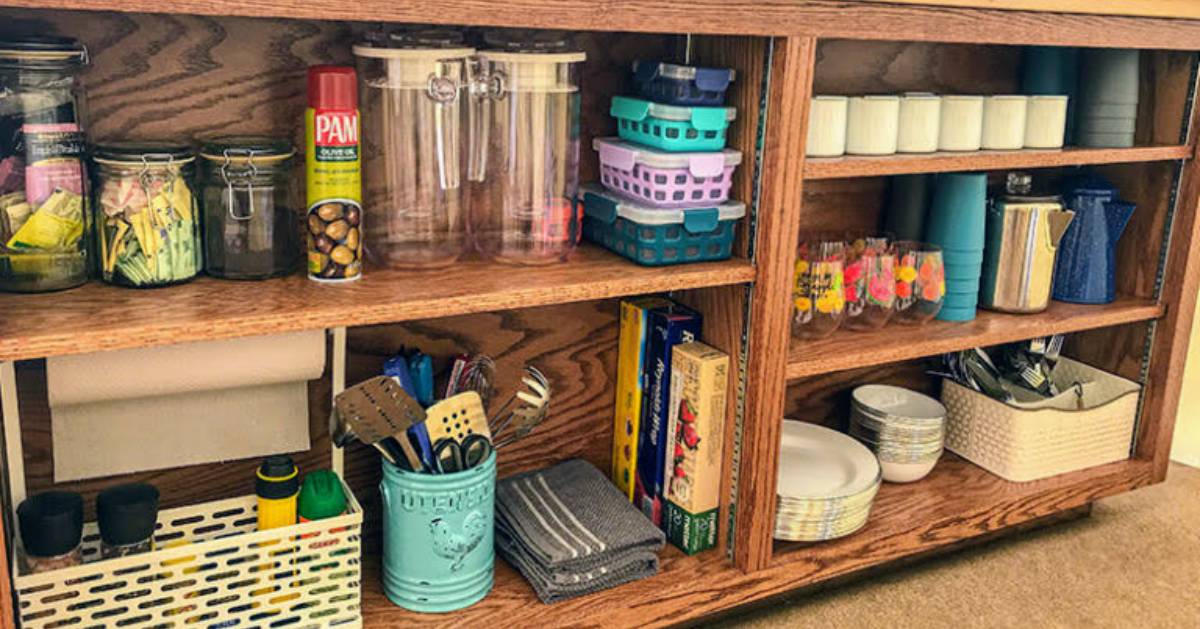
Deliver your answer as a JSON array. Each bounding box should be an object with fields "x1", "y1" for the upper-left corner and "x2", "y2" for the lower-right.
[
  {"x1": 92, "y1": 143, "x2": 201, "y2": 287},
  {"x1": 353, "y1": 30, "x2": 474, "y2": 269},
  {"x1": 0, "y1": 37, "x2": 90, "y2": 292},
  {"x1": 470, "y1": 30, "x2": 584, "y2": 265}
]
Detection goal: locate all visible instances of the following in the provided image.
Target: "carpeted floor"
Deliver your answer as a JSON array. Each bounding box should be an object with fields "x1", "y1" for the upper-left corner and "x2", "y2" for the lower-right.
[{"x1": 717, "y1": 463, "x2": 1200, "y2": 629}]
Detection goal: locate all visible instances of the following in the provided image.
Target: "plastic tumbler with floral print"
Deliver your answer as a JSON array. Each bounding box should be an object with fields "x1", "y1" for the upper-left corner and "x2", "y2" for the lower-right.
[
  {"x1": 843, "y1": 236, "x2": 895, "y2": 330},
  {"x1": 893, "y1": 241, "x2": 945, "y2": 324},
  {"x1": 792, "y1": 236, "x2": 846, "y2": 340}
]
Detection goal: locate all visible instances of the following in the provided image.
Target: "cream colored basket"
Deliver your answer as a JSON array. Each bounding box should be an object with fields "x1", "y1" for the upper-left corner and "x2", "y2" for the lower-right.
[
  {"x1": 13, "y1": 481, "x2": 363, "y2": 629},
  {"x1": 941, "y1": 357, "x2": 1140, "y2": 482}
]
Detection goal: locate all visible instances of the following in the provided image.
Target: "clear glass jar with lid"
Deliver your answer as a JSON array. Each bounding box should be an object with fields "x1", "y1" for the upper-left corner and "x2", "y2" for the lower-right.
[
  {"x1": 0, "y1": 36, "x2": 90, "y2": 293},
  {"x1": 92, "y1": 142, "x2": 201, "y2": 287},
  {"x1": 199, "y1": 137, "x2": 299, "y2": 279}
]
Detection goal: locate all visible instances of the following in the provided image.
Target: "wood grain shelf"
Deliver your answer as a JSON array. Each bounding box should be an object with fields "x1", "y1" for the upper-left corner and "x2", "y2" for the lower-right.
[
  {"x1": 787, "y1": 298, "x2": 1164, "y2": 380},
  {"x1": 0, "y1": 245, "x2": 754, "y2": 362},
  {"x1": 803, "y1": 145, "x2": 1192, "y2": 179},
  {"x1": 357, "y1": 455, "x2": 1153, "y2": 628}
]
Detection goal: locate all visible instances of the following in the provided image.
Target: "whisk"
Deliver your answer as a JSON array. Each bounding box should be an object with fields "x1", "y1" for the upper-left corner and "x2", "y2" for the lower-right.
[{"x1": 490, "y1": 366, "x2": 551, "y2": 449}]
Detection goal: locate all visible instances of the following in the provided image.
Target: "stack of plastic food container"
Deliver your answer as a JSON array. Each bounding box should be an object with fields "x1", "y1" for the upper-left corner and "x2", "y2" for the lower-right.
[{"x1": 583, "y1": 61, "x2": 745, "y2": 266}]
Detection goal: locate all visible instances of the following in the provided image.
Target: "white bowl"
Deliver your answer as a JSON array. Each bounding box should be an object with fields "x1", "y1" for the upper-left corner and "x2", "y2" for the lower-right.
[{"x1": 880, "y1": 457, "x2": 939, "y2": 483}]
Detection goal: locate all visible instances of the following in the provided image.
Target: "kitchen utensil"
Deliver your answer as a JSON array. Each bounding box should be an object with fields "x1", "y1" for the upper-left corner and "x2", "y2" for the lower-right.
[
  {"x1": 433, "y1": 434, "x2": 493, "y2": 473},
  {"x1": 792, "y1": 234, "x2": 846, "y2": 340},
  {"x1": 981, "y1": 173, "x2": 1075, "y2": 313},
  {"x1": 893, "y1": 241, "x2": 944, "y2": 325},
  {"x1": 332, "y1": 375, "x2": 426, "y2": 470},
  {"x1": 426, "y1": 390, "x2": 492, "y2": 443},
  {"x1": 884, "y1": 174, "x2": 931, "y2": 241},
  {"x1": 938, "y1": 95, "x2": 984, "y2": 151},
  {"x1": 897, "y1": 93, "x2": 941, "y2": 154},
  {"x1": 982, "y1": 95, "x2": 1028, "y2": 150},
  {"x1": 806, "y1": 95, "x2": 849, "y2": 157},
  {"x1": 1024, "y1": 96, "x2": 1069, "y2": 149},
  {"x1": 470, "y1": 30, "x2": 587, "y2": 265},
  {"x1": 490, "y1": 366, "x2": 551, "y2": 449},
  {"x1": 846, "y1": 95, "x2": 900, "y2": 155},
  {"x1": 353, "y1": 30, "x2": 474, "y2": 269},
  {"x1": 449, "y1": 354, "x2": 497, "y2": 406},
  {"x1": 1053, "y1": 175, "x2": 1135, "y2": 304},
  {"x1": 408, "y1": 352, "x2": 435, "y2": 406}
]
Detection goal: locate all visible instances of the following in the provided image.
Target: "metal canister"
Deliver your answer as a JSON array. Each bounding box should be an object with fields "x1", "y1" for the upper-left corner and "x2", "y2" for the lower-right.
[{"x1": 980, "y1": 174, "x2": 1075, "y2": 313}]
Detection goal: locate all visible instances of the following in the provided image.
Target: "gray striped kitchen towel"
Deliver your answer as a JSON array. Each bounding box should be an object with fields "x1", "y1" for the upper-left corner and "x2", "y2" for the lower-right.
[{"x1": 495, "y1": 458, "x2": 664, "y2": 603}]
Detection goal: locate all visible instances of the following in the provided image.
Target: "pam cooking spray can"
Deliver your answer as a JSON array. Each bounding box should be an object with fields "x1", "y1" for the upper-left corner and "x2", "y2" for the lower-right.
[{"x1": 305, "y1": 65, "x2": 363, "y2": 282}]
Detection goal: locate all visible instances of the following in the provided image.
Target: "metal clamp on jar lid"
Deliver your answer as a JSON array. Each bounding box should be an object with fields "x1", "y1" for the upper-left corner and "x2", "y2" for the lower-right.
[
  {"x1": 200, "y1": 136, "x2": 294, "y2": 221},
  {"x1": 0, "y1": 35, "x2": 88, "y2": 68}
]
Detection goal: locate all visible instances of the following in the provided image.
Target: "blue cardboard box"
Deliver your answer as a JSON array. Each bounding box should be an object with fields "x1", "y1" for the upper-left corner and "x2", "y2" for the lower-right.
[{"x1": 634, "y1": 303, "x2": 702, "y2": 527}]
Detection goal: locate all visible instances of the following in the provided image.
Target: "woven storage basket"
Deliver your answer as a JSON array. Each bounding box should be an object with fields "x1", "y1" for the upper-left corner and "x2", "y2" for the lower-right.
[
  {"x1": 941, "y1": 357, "x2": 1140, "y2": 482},
  {"x1": 14, "y1": 480, "x2": 362, "y2": 629}
]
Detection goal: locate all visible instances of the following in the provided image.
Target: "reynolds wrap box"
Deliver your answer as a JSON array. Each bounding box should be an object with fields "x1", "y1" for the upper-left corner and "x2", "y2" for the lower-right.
[
  {"x1": 635, "y1": 303, "x2": 701, "y2": 527},
  {"x1": 663, "y1": 341, "x2": 729, "y2": 555},
  {"x1": 611, "y1": 296, "x2": 673, "y2": 501}
]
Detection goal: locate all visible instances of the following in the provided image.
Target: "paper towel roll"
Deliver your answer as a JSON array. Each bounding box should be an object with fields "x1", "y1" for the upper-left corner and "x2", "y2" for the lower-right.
[
  {"x1": 47, "y1": 330, "x2": 325, "y2": 406},
  {"x1": 47, "y1": 331, "x2": 324, "y2": 481}
]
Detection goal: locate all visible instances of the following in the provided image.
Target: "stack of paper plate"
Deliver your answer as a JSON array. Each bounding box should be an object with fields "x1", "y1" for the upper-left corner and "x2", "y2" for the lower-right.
[
  {"x1": 849, "y1": 384, "x2": 946, "y2": 483},
  {"x1": 775, "y1": 420, "x2": 882, "y2": 542}
]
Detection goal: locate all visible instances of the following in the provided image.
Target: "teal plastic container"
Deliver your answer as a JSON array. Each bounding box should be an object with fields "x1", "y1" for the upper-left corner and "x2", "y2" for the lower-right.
[
  {"x1": 945, "y1": 277, "x2": 981, "y2": 293},
  {"x1": 380, "y1": 452, "x2": 496, "y2": 613},
  {"x1": 945, "y1": 261, "x2": 983, "y2": 280},
  {"x1": 581, "y1": 185, "x2": 745, "y2": 266},
  {"x1": 926, "y1": 173, "x2": 987, "y2": 250},
  {"x1": 611, "y1": 96, "x2": 735, "y2": 152}
]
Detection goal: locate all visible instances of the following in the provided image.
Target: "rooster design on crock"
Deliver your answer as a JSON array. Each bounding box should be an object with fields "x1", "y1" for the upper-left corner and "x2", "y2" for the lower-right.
[{"x1": 430, "y1": 511, "x2": 488, "y2": 572}]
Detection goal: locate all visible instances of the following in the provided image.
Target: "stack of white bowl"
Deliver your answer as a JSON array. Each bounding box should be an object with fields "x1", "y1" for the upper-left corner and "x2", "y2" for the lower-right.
[
  {"x1": 775, "y1": 421, "x2": 881, "y2": 542},
  {"x1": 849, "y1": 385, "x2": 946, "y2": 483}
]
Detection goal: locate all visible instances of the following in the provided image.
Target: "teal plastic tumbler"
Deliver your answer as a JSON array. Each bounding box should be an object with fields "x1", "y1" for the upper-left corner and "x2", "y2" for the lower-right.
[
  {"x1": 926, "y1": 173, "x2": 987, "y2": 251},
  {"x1": 381, "y1": 451, "x2": 496, "y2": 613}
]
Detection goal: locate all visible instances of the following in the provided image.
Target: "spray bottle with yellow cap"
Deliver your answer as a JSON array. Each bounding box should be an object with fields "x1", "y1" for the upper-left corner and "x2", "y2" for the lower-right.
[{"x1": 256, "y1": 455, "x2": 299, "y2": 530}]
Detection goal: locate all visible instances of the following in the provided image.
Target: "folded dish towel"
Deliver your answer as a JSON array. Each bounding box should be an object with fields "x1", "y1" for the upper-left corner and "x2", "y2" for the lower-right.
[{"x1": 495, "y1": 458, "x2": 665, "y2": 603}]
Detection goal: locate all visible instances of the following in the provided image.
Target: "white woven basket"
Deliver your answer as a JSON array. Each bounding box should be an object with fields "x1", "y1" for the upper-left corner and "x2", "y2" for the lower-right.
[
  {"x1": 941, "y1": 357, "x2": 1140, "y2": 482},
  {"x1": 13, "y1": 480, "x2": 363, "y2": 629}
]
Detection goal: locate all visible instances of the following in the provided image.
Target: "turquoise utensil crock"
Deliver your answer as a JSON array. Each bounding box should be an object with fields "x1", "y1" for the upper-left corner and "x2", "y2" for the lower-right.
[{"x1": 381, "y1": 451, "x2": 496, "y2": 613}]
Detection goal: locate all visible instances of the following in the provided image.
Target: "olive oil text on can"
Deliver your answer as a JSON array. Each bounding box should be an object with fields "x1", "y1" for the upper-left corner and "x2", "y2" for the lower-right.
[{"x1": 305, "y1": 65, "x2": 363, "y2": 282}]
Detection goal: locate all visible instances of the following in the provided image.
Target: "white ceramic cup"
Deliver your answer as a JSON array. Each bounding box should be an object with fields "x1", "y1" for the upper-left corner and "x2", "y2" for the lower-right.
[
  {"x1": 846, "y1": 95, "x2": 900, "y2": 155},
  {"x1": 897, "y1": 93, "x2": 942, "y2": 153},
  {"x1": 806, "y1": 95, "x2": 849, "y2": 157},
  {"x1": 938, "y1": 95, "x2": 984, "y2": 151},
  {"x1": 981, "y1": 95, "x2": 1028, "y2": 150},
  {"x1": 1024, "y1": 95, "x2": 1069, "y2": 149}
]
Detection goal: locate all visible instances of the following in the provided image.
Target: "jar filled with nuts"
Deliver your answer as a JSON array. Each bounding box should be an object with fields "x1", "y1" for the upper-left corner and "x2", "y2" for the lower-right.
[
  {"x1": 307, "y1": 201, "x2": 362, "y2": 280},
  {"x1": 199, "y1": 137, "x2": 299, "y2": 280}
]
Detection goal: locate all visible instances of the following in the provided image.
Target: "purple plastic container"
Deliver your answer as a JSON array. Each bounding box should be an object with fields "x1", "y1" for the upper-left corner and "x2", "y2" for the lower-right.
[{"x1": 594, "y1": 137, "x2": 741, "y2": 208}]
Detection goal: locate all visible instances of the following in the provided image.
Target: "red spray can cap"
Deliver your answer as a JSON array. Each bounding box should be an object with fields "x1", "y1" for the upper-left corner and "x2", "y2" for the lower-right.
[{"x1": 307, "y1": 65, "x2": 357, "y2": 110}]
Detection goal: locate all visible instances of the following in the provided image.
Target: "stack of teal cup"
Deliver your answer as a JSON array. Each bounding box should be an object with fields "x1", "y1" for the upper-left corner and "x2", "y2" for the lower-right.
[{"x1": 925, "y1": 173, "x2": 987, "y2": 321}]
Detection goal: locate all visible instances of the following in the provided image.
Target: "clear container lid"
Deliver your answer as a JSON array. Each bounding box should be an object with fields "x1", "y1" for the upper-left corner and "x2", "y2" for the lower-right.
[
  {"x1": 581, "y1": 184, "x2": 745, "y2": 233},
  {"x1": 594, "y1": 137, "x2": 741, "y2": 176},
  {"x1": 610, "y1": 96, "x2": 736, "y2": 130},
  {"x1": 93, "y1": 142, "x2": 196, "y2": 167},
  {"x1": 0, "y1": 36, "x2": 87, "y2": 69},
  {"x1": 199, "y1": 136, "x2": 295, "y2": 166},
  {"x1": 632, "y1": 60, "x2": 735, "y2": 89}
]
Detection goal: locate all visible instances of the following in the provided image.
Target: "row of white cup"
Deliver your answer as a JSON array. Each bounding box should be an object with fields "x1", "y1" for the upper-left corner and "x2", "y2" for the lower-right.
[{"x1": 807, "y1": 94, "x2": 1070, "y2": 157}]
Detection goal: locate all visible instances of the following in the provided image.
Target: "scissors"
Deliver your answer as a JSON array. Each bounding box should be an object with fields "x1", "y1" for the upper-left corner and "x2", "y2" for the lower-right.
[{"x1": 433, "y1": 435, "x2": 492, "y2": 474}]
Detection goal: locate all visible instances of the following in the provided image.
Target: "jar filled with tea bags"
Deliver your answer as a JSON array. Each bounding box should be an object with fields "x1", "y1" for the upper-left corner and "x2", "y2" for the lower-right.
[
  {"x1": 92, "y1": 143, "x2": 201, "y2": 287},
  {"x1": 0, "y1": 36, "x2": 91, "y2": 293},
  {"x1": 199, "y1": 137, "x2": 299, "y2": 279}
]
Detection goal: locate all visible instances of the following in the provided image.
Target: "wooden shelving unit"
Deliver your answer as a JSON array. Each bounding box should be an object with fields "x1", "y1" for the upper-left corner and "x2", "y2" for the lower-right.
[
  {"x1": 0, "y1": 245, "x2": 753, "y2": 362},
  {"x1": 804, "y1": 145, "x2": 1192, "y2": 179},
  {"x1": 786, "y1": 298, "x2": 1165, "y2": 380},
  {"x1": 2, "y1": 3, "x2": 1200, "y2": 629}
]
